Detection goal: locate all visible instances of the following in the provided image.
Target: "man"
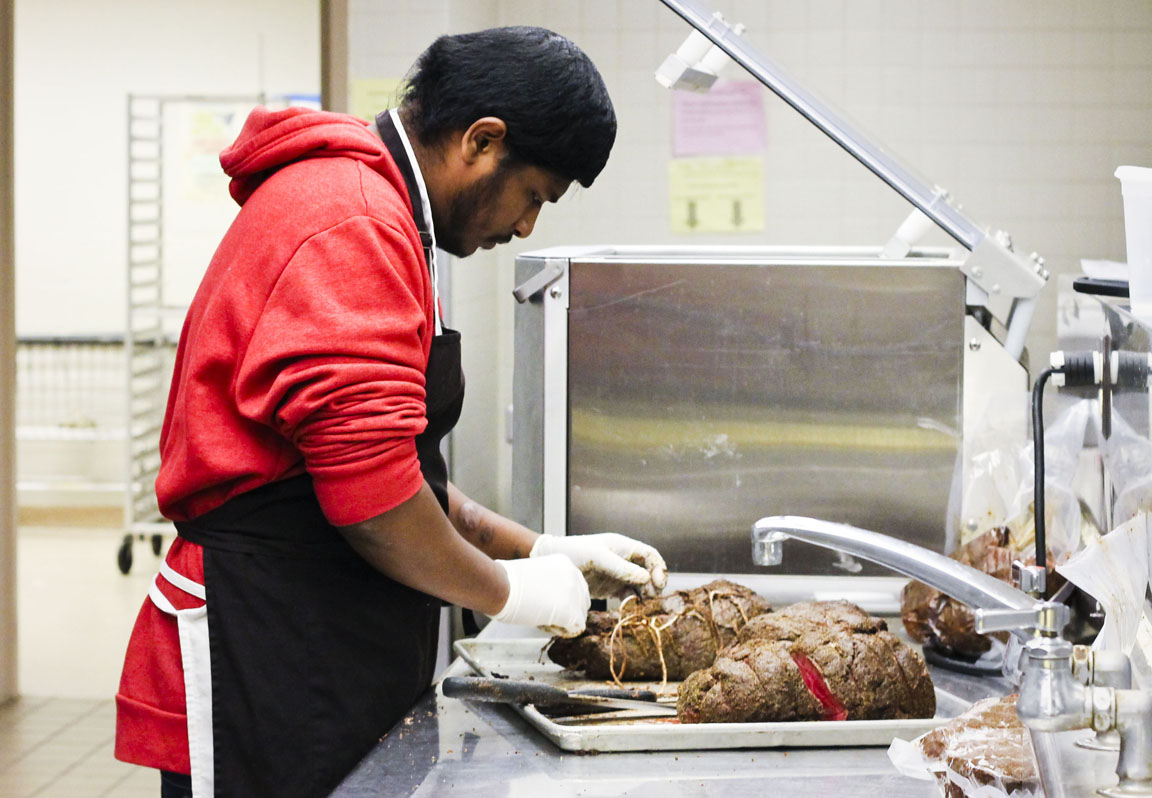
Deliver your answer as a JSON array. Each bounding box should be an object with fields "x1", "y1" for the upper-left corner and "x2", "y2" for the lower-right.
[{"x1": 115, "y1": 27, "x2": 667, "y2": 798}]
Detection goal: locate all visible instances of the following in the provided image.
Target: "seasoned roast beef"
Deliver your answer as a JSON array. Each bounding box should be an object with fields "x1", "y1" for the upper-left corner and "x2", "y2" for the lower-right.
[
  {"x1": 737, "y1": 599, "x2": 886, "y2": 642},
  {"x1": 678, "y1": 600, "x2": 935, "y2": 723},
  {"x1": 547, "y1": 579, "x2": 771, "y2": 681},
  {"x1": 678, "y1": 638, "x2": 824, "y2": 723}
]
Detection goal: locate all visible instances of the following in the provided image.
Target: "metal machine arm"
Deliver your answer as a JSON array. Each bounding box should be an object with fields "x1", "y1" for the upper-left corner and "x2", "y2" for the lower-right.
[{"x1": 656, "y1": 0, "x2": 1049, "y2": 351}]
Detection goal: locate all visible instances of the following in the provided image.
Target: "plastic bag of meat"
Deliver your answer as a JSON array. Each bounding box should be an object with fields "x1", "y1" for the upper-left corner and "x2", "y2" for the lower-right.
[
  {"x1": 547, "y1": 579, "x2": 771, "y2": 682},
  {"x1": 888, "y1": 694, "x2": 1043, "y2": 798},
  {"x1": 678, "y1": 600, "x2": 936, "y2": 723},
  {"x1": 901, "y1": 528, "x2": 1017, "y2": 658},
  {"x1": 900, "y1": 529, "x2": 1065, "y2": 660}
]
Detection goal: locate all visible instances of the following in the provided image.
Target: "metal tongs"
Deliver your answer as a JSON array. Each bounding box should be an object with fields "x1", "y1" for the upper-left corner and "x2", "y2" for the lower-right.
[{"x1": 441, "y1": 676, "x2": 678, "y2": 717}]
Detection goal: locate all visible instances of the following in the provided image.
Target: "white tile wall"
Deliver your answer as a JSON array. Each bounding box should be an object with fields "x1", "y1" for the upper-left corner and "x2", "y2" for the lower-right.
[{"x1": 345, "y1": 0, "x2": 1152, "y2": 514}]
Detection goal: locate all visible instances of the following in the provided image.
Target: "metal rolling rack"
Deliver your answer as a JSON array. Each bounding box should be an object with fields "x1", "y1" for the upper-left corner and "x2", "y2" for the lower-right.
[
  {"x1": 120, "y1": 94, "x2": 261, "y2": 573},
  {"x1": 122, "y1": 95, "x2": 169, "y2": 574}
]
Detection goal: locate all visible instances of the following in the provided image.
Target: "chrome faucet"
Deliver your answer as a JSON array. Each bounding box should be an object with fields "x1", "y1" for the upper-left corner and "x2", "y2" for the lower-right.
[
  {"x1": 1071, "y1": 646, "x2": 1131, "y2": 753},
  {"x1": 752, "y1": 515, "x2": 1152, "y2": 798},
  {"x1": 976, "y1": 607, "x2": 1152, "y2": 798},
  {"x1": 751, "y1": 516, "x2": 1035, "y2": 616}
]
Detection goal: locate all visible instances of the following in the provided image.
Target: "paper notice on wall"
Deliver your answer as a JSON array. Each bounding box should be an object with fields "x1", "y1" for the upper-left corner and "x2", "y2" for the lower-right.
[
  {"x1": 673, "y1": 80, "x2": 766, "y2": 157},
  {"x1": 669, "y1": 156, "x2": 764, "y2": 234},
  {"x1": 165, "y1": 101, "x2": 254, "y2": 305},
  {"x1": 350, "y1": 78, "x2": 403, "y2": 121},
  {"x1": 173, "y1": 103, "x2": 250, "y2": 201}
]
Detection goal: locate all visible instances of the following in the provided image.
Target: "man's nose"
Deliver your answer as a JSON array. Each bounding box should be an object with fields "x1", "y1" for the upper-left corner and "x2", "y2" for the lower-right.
[{"x1": 513, "y1": 204, "x2": 542, "y2": 238}]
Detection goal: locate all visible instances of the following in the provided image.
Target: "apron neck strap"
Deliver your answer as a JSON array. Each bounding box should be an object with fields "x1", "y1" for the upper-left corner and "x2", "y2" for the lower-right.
[{"x1": 375, "y1": 109, "x2": 443, "y2": 334}]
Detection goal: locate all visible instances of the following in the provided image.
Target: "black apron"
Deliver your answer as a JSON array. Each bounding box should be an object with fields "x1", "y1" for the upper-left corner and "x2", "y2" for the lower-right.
[{"x1": 175, "y1": 115, "x2": 464, "y2": 798}]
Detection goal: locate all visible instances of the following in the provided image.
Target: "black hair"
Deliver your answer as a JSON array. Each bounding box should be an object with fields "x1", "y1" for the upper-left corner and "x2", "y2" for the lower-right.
[{"x1": 400, "y1": 26, "x2": 616, "y2": 188}]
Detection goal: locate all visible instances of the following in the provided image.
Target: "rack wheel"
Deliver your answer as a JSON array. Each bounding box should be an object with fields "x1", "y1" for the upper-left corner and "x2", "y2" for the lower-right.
[
  {"x1": 151, "y1": 534, "x2": 163, "y2": 556},
  {"x1": 118, "y1": 535, "x2": 134, "y2": 575}
]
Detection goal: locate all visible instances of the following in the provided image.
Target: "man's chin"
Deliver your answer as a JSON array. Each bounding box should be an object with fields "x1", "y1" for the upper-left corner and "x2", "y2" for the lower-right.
[
  {"x1": 436, "y1": 237, "x2": 503, "y2": 258},
  {"x1": 470, "y1": 239, "x2": 501, "y2": 254},
  {"x1": 437, "y1": 240, "x2": 474, "y2": 258}
]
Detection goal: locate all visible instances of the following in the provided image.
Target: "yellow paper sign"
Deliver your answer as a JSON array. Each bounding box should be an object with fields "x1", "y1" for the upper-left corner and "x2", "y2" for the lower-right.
[
  {"x1": 669, "y1": 156, "x2": 764, "y2": 234},
  {"x1": 349, "y1": 78, "x2": 404, "y2": 121}
]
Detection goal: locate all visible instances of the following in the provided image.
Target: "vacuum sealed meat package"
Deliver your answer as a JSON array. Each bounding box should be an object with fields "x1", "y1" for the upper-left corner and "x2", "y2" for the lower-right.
[
  {"x1": 900, "y1": 528, "x2": 1017, "y2": 657},
  {"x1": 888, "y1": 694, "x2": 1043, "y2": 797}
]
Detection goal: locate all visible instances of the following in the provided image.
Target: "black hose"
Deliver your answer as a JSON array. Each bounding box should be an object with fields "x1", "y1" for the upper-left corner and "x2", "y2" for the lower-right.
[{"x1": 1031, "y1": 367, "x2": 1057, "y2": 579}]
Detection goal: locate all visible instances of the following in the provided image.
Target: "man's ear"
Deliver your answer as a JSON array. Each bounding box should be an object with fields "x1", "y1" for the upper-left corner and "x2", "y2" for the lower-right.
[{"x1": 460, "y1": 117, "x2": 508, "y2": 165}]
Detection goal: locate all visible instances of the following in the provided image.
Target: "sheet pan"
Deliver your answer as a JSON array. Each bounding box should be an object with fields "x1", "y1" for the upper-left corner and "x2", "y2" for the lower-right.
[{"x1": 450, "y1": 637, "x2": 971, "y2": 754}]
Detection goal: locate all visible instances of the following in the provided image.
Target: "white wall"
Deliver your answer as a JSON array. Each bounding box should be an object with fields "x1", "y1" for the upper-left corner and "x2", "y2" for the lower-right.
[
  {"x1": 14, "y1": 0, "x2": 320, "y2": 336},
  {"x1": 2, "y1": 0, "x2": 17, "y2": 703},
  {"x1": 12, "y1": 0, "x2": 320, "y2": 504},
  {"x1": 343, "y1": 0, "x2": 1152, "y2": 517},
  {"x1": 14, "y1": 1, "x2": 1152, "y2": 522}
]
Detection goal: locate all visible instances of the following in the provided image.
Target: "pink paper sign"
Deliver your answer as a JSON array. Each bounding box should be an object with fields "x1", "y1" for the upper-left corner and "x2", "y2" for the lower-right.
[{"x1": 673, "y1": 80, "x2": 767, "y2": 157}]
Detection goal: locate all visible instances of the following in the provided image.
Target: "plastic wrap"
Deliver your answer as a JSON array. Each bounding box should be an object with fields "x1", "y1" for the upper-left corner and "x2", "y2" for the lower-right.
[
  {"x1": 909, "y1": 400, "x2": 1089, "y2": 658},
  {"x1": 958, "y1": 399, "x2": 1091, "y2": 559},
  {"x1": 1056, "y1": 514, "x2": 1148, "y2": 655},
  {"x1": 888, "y1": 694, "x2": 1043, "y2": 798},
  {"x1": 1097, "y1": 408, "x2": 1152, "y2": 525}
]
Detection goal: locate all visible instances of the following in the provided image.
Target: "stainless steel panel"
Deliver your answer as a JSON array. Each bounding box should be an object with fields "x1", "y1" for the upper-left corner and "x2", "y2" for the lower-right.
[
  {"x1": 517, "y1": 248, "x2": 968, "y2": 578},
  {"x1": 510, "y1": 258, "x2": 547, "y2": 533},
  {"x1": 567, "y1": 256, "x2": 963, "y2": 574},
  {"x1": 513, "y1": 248, "x2": 966, "y2": 575}
]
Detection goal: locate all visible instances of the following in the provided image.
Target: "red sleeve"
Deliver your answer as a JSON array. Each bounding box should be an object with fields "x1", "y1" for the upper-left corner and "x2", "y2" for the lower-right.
[{"x1": 233, "y1": 216, "x2": 433, "y2": 526}]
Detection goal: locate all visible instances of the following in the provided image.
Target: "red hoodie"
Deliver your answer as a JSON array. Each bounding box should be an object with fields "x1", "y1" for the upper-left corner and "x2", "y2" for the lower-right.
[
  {"x1": 156, "y1": 105, "x2": 435, "y2": 527},
  {"x1": 116, "y1": 107, "x2": 435, "y2": 774}
]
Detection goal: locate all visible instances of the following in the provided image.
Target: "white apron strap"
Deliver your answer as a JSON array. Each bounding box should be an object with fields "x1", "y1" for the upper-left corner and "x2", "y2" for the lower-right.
[
  {"x1": 149, "y1": 568, "x2": 215, "y2": 798},
  {"x1": 160, "y1": 560, "x2": 206, "y2": 599},
  {"x1": 388, "y1": 107, "x2": 443, "y2": 335}
]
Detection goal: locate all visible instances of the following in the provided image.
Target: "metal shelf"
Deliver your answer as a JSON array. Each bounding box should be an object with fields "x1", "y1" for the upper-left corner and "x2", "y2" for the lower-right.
[{"x1": 118, "y1": 93, "x2": 278, "y2": 572}]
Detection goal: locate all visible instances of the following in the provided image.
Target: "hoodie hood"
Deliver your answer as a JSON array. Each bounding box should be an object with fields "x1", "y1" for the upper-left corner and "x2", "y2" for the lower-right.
[{"x1": 220, "y1": 106, "x2": 395, "y2": 205}]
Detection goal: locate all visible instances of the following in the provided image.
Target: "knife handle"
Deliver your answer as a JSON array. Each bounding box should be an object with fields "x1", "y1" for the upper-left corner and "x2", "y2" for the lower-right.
[{"x1": 441, "y1": 676, "x2": 572, "y2": 706}]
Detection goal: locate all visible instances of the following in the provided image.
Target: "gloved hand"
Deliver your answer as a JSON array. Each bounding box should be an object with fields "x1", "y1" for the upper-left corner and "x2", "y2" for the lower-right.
[
  {"x1": 489, "y1": 555, "x2": 591, "y2": 637},
  {"x1": 530, "y1": 533, "x2": 668, "y2": 599}
]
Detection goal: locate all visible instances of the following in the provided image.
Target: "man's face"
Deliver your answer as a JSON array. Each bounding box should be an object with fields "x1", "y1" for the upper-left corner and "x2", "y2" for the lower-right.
[{"x1": 435, "y1": 159, "x2": 571, "y2": 258}]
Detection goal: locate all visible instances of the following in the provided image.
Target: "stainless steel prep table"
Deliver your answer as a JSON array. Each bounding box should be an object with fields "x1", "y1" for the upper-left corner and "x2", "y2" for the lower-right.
[{"x1": 330, "y1": 623, "x2": 1015, "y2": 798}]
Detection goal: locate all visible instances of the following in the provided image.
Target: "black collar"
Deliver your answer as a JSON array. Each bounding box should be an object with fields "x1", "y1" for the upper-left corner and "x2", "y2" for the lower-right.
[{"x1": 375, "y1": 110, "x2": 434, "y2": 257}]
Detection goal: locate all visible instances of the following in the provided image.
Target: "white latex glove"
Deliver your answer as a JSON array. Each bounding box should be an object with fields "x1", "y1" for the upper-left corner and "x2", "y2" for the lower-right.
[
  {"x1": 530, "y1": 533, "x2": 668, "y2": 599},
  {"x1": 489, "y1": 555, "x2": 590, "y2": 638}
]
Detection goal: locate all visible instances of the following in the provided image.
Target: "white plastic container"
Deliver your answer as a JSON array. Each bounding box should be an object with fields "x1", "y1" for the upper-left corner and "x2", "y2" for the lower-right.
[{"x1": 1116, "y1": 165, "x2": 1152, "y2": 319}]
